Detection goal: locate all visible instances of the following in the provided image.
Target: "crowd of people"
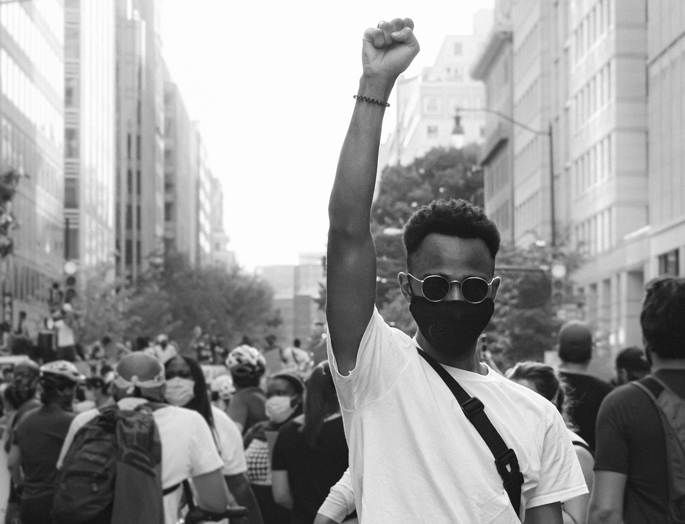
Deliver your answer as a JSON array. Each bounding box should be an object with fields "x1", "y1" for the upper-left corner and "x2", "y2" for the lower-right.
[{"x1": 0, "y1": 16, "x2": 681, "y2": 524}]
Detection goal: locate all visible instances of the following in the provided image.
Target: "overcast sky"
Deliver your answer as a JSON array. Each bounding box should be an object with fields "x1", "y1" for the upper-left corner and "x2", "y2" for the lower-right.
[{"x1": 160, "y1": 0, "x2": 494, "y2": 270}]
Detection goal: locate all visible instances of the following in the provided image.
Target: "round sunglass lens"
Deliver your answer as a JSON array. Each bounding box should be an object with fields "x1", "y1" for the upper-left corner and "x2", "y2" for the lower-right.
[
  {"x1": 461, "y1": 278, "x2": 489, "y2": 303},
  {"x1": 422, "y1": 276, "x2": 451, "y2": 301}
]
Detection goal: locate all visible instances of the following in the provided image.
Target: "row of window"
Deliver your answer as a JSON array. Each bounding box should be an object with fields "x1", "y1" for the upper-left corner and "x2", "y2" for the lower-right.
[
  {"x1": 573, "y1": 207, "x2": 614, "y2": 256},
  {"x1": 515, "y1": 191, "x2": 541, "y2": 239},
  {"x1": 1, "y1": 2, "x2": 63, "y2": 95},
  {"x1": 572, "y1": 133, "x2": 613, "y2": 196},
  {"x1": 573, "y1": 60, "x2": 613, "y2": 128},
  {"x1": 5, "y1": 263, "x2": 49, "y2": 305},
  {"x1": 484, "y1": 148, "x2": 510, "y2": 198},
  {"x1": 573, "y1": 0, "x2": 612, "y2": 63},
  {"x1": 0, "y1": 49, "x2": 63, "y2": 149}
]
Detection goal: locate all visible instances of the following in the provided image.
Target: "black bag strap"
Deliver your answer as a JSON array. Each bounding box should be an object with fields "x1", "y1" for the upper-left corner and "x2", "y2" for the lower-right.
[{"x1": 417, "y1": 348, "x2": 524, "y2": 519}]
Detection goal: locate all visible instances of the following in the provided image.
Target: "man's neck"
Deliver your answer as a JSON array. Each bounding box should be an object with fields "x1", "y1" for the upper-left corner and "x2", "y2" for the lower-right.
[
  {"x1": 415, "y1": 332, "x2": 487, "y2": 375},
  {"x1": 558, "y1": 362, "x2": 589, "y2": 374}
]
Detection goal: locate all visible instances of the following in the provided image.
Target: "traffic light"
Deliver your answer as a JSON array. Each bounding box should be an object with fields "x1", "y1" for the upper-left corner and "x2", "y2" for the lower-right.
[
  {"x1": 63, "y1": 261, "x2": 78, "y2": 304},
  {"x1": 550, "y1": 255, "x2": 567, "y2": 307}
]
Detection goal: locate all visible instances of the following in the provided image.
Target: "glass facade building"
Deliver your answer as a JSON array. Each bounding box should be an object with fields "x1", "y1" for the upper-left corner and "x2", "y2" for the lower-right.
[
  {"x1": 0, "y1": 0, "x2": 65, "y2": 327},
  {"x1": 65, "y1": 0, "x2": 116, "y2": 268}
]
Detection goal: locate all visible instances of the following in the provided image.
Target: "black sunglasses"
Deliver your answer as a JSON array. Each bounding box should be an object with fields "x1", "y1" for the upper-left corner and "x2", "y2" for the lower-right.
[{"x1": 406, "y1": 273, "x2": 498, "y2": 304}]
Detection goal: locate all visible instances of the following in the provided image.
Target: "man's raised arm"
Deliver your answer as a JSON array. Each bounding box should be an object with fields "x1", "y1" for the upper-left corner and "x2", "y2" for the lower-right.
[{"x1": 327, "y1": 19, "x2": 419, "y2": 375}]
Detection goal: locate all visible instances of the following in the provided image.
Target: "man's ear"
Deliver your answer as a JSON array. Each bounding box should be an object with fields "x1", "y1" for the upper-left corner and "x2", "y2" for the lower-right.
[
  {"x1": 398, "y1": 272, "x2": 413, "y2": 303},
  {"x1": 491, "y1": 276, "x2": 501, "y2": 300}
]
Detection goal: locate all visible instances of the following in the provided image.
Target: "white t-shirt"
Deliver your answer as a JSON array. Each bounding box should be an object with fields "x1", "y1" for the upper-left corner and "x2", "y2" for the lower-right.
[
  {"x1": 327, "y1": 308, "x2": 588, "y2": 523},
  {"x1": 57, "y1": 398, "x2": 224, "y2": 524},
  {"x1": 211, "y1": 406, "x2": 247, "y2": 476},
  {"x1": 317, "y1": 468, "x2": 355, "y2": 523},
  {"x1": 55, "y1": 319, "x2": 75, "y2": 347}
]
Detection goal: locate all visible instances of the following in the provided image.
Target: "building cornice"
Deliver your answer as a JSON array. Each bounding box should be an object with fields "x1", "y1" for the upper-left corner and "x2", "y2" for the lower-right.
[{"x1": 470, "y1": 28, "x2": 513, "y2": 81}]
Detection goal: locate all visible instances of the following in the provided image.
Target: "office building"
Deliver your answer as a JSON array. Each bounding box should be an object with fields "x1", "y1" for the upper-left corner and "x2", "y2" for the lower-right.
[
  {"x1": 64, "y1": 0, "x2": 117, "y2": 270},
  {"x1": 207, "y1": 174, "x2": 233, "y2": 269},
  {"x1": 115, "y1": 0, "x2": 165, "y2": 281},
  {"x1": 380, "y1": 10, "x2": 493, "y2": 169},
  {"x1": 476, "y1": 0, "x2": 678, "y2": 369},
  {"x1": 568, "y1": 0, "x2": 649, "y2": 364},
  {"x1": 260, "y1": 253, "x2": 326, "y2": 346},
  {"x1": 163, "y1": 76, "x2": 199, "y2": 265},
  {"x1": 471, "y1": 0, "x2": 515, "y2": 243},
  {"x1": 197, "y1": 136, "x2": 212, "y2": 265},
  {"x1": 0, "y1": 0, "x2": 65, "y2": 330},
  {"x1": 646, "y1": 1, "x2": 685, "y2": 279}
]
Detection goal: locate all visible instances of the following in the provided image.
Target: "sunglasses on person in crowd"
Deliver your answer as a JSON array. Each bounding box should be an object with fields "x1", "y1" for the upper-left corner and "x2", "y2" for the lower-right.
[{"x1": 405, "y1": 273, "x2": 499, "y2": 304}]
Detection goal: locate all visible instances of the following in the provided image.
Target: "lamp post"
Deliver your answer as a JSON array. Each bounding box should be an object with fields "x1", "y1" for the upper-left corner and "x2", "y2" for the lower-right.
[{"x1": 453, "y1": 107, "x2": 556, "y2": 248}]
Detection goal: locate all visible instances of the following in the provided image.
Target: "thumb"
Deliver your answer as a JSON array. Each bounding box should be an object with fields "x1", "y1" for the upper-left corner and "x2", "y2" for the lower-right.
[{"x1": 391, "y1": 27, "x2": 420, "y2": 52}]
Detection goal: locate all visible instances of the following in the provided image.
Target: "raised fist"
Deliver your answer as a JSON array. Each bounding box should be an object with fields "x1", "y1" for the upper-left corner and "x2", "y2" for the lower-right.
[{"x1": 362, "y1": 18, "x2": 420, "y2": 81}]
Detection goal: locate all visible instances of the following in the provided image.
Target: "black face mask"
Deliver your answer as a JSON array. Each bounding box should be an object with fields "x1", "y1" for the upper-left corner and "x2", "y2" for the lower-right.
[{"x1": 410, "y1": 297, "x2": 495, "y2": 358}]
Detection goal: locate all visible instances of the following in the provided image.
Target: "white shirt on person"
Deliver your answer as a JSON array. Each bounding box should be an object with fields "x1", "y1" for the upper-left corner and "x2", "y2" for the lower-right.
[
  {"x1": 57, "y1": 397, "x2": 224, "y2": 524},
  {"x1": 211, "y1": 405, "x2": 247, "y2": 476},
  {"x1": 327, "y1": 307, "x2": 588, "y2": 523}
]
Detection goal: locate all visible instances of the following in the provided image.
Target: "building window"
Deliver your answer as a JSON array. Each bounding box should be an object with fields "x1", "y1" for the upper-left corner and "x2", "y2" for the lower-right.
[
  {"x1": 65, "y1": 227, "x2": 79, "y2": 259},
  {"x1": 65, "y1": 26, "x2": 79, "y2": 60},
  {"x1": 65, "y1": 178, "x2": 78, "y2": 208},
  {"x1": 65, "y1": 77, "x2": 78, "y2": 108},
  {"x1": 424, "y1": 97, "x2": 440, "y2": 114},
  {"x1": 65, "y1": 128, "x2": 78, "y2": 158},
  {"x1": 453, "y1": 42, "x2": 462, "y2": 55},
  {"x1": 427, "y1": 125, "x2": 438, "y2": 138},
  {"x1": 658, "y1": 250, "x2": 680, "y2": 276}
]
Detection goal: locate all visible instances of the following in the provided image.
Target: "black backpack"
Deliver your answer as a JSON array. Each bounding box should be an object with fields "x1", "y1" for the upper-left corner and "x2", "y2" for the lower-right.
[
  {"x1": 53, "y1": 402, "x2": 167, "y2": 524},
  {"x1": 632, "y1": 376, "x2": 685, "y2": 524}
]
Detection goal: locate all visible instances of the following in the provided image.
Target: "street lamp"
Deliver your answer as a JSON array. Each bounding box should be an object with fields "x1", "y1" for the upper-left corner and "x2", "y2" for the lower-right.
[{"x1": 453, "y1": 107, "x2": 557, "y2": 248}]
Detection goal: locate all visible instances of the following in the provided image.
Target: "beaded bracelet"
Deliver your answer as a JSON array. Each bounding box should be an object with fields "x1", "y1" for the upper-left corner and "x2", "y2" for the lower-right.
[{"x1": 353, "y1": 94, "x2": 390, "y2": 107}]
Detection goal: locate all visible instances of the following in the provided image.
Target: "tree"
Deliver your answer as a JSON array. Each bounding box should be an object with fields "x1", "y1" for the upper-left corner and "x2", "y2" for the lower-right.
[
  {"x1": 484, "y1": 244, "x2": 562, "y2": 370},
  {"x1": 73, "y1": 264, "x2": 139, "y2": 346},
  {"x1": 372, "y1": 145, "x2": 483, "y2": 309},
  {"x1": 128, "y1": 253, "x2": 280, "y2": 350}
]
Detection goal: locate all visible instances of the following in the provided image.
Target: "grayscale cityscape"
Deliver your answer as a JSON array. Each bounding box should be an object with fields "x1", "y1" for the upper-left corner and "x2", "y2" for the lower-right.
[{"x1": 0, "y1": 1, "x2": 682, "y2": 524}]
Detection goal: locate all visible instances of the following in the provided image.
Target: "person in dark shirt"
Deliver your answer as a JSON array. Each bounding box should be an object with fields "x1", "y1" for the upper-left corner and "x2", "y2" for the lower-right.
[
  {"x1": 589, "y1": 276, "x2": 685, "y2": 524},
  {"x1": 8, "y1": 360, "x2": 83, "y2": 524},
  {"x1": 272, "y1": 362, "x2": 349, "y2": 524},
  {"x1": 556, "y1": 320, "x2": 613, "y2": 450},
  {"x1": 226, "y1": 344, "x2": 268, "y2": 435}
]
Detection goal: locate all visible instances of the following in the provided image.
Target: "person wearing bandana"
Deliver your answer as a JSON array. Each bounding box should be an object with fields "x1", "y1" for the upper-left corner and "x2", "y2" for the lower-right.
[
  {"x1": 57, "y1": 352, "x2": 232, "y2": 524},
  {"x1": 325, "y1": 18, "x2": 587, "y2": 523}
]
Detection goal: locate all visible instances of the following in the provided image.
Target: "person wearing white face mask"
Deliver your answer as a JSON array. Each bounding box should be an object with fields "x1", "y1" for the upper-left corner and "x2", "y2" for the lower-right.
[
  {"x1": 243, "y1": 372, "x2": 305, "y2": 524},
  {"x1": 164, "y1": 355, "x2": 264, "y2": 524}
]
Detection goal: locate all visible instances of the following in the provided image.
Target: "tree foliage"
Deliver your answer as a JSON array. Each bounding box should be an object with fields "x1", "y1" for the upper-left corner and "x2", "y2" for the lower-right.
[
  {"x1": 372, "y1": 145, "x2": 483, "y2": 311},
  {"x1": 72, "y1": 264, "x2": 137, "y2": 346},
  {"x1": 79, "y1": 254, "x2": 280, "y2": 351},
  {"x1": 484, "y1": 244, "x2": 562, "y2": 370}
]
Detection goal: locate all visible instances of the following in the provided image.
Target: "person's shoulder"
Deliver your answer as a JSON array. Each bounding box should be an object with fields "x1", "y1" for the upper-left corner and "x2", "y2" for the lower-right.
[
  {"x1": 493, "y1": 373, "x2": 552, "y2": 407},
  {"x1": 602, "y1": 381, "x2": 645, "y2": 407},
  {"x1": 157, "y1": 404, "x2": 205, "y2": 425}
]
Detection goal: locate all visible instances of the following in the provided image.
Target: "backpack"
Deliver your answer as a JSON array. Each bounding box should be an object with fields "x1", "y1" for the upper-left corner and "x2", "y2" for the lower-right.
[
  {"x1": 52, "y1": 402, "x2": 167, "y2": 524},
  {"x1": 632, "y1": 376, "x2": 685, "y2": 524}
]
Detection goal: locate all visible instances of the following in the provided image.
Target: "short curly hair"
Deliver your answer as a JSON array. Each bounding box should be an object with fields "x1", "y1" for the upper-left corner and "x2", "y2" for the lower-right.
[
  {"x1": 403, "y1": 199, "x2": 500, "y2": 268},
  {"x1": 641, "y1": 276, "x2": 685, "y2": 359}
]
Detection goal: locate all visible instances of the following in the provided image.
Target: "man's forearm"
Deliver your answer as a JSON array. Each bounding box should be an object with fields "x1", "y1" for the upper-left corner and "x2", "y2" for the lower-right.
[{"x1": 328, "y1": 77, "x2": 394, "y2": 235}]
